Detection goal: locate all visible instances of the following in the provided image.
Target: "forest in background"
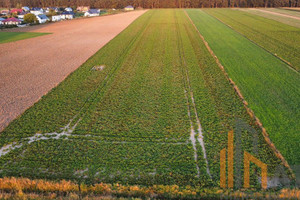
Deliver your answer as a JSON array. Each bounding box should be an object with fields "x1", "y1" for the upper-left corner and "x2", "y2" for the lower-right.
[{"x1": 0, "y1": 0, "x2": 299, "y2": 9}]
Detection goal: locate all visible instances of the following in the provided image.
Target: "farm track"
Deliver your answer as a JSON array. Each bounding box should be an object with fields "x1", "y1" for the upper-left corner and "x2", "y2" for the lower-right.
[{"x1": 0, "y1": 10, "x2": 147, "y2": 132}]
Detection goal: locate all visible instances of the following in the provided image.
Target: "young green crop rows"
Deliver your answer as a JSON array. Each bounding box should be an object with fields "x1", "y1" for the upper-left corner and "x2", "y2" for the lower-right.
[
  {"x1": 205, "y1": 8, "x2": 300, "y2": 72},
  {"x1": 0, "y1": 10, "x2": 290, "y2": 188},
  {"x1": 186, "y1": 9, "x2": 300, "y2": 166}
]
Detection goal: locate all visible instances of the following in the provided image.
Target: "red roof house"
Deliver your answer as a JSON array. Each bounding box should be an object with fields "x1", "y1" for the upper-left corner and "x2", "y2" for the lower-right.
[
  {"x1": 2, "y1": 18, "x2": 22, "y2": 25},
  {"x1": 10, "y1": 9, "x2": 23, "y2": 14},
  {"x1": 1, "y1": 10, "x2": 9, "y2": 15}
]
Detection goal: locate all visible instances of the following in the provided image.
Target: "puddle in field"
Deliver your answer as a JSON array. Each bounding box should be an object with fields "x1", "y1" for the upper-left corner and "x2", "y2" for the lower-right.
[
  {"x1": 0, "y1": 118, "x2": 81, "y2": 158},
  {"x1": 0, "y1": 115, "x2": 188, "y2": 158},
  {"x1": 190, "y1": 125, "x2": 200, "y2": 177},
  {"x1": 184, "y1": 89, "x2": 200, "y2": 177},
  {"x1": 91, "y1": 65, "x2": 105, "y2": 71},
  {"x1": 196, "y1": 123, "x2": 211, "y2": 178},
  {"x1": 183, "y1": 65, "x2": 211, "y2": 178},
  {"x1": 0, "y1": 142, "x2": 23, "y2": 157},
  {"x1": 191, "y1": 93, "x2": 212, "y2": 178}
]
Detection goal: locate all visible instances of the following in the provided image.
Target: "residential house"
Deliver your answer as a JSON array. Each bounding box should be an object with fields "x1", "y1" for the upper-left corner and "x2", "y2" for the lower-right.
[
  {"x1": 36, "y1": 14, "x2": 49, "y2": 23},
  {"x1": 17, "y1": 11, "x2": 28, "y2": 19},
  {"x1": 46, "y1": 7, "x2": 59, "y2": 13},
  {"x1": 0, "y1": 17, "x2": 5, "y2": 25},
  {"x1": 1, "y1": 10, "x2": 9, "y2": 15},
  {"x1": 124, "y1": 5, "x2": 134, "y2": 11},
  {"x1": 10, "y1": 9, "x2": 23, "y2": 14},
  {"x1": 65, "y1": 7, "x2": 73, "y2": 12},
  {"x1": 77, "y1": 6, "x2": 90, "y2": 12},
  {"x1": 52, "y1": 15, "x2": 61, "y2": 22},
  {"x1": 30, "y1": 8, "x2": 44, "y2": 15},
  {"x1": 2, "y1": 18, "x2": 22, "y2": 25},
  {"x1": 84, "y1": 9, "x2": 100, "y2": 17},
  {"x1": 22, "y1": 6, "x2": 30, "y2": 12},
  {"x1": 60, "y1": 11, "x2": 74, "y2": 20}
]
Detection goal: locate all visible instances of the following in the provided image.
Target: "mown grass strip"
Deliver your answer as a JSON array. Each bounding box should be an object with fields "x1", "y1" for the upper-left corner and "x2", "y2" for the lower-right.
[{"x1": 0, "y1": 32, "x2": 50, "y2": 44}]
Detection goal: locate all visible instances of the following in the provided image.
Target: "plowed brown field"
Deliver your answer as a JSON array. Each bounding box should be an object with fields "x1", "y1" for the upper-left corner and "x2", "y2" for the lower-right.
[{"x1": 0, "y1": 10, "x2": 147, "y2": 131}]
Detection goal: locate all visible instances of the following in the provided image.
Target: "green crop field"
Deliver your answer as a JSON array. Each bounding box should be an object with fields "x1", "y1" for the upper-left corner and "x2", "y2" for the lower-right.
[
  {"x1": 204, "y1": 9, "x2": 300, "y2": 72},
  {"x1": 0, "y1": 32, "x2": 50, "y2": 44},
  {"x1": 240, "y1": 8, "x2": 300, "y2": 28},
  {"x1": 0, "y1": 9, "x2": 290, "y2": 190},
  {"x1": 186, "y1": 9, "x2": 300, "y2": 166}
]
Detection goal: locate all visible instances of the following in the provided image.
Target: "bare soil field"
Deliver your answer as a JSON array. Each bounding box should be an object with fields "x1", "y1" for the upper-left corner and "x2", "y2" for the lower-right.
[{"x1": 0, "y1": 10, "x2": 146, "y2": 131}]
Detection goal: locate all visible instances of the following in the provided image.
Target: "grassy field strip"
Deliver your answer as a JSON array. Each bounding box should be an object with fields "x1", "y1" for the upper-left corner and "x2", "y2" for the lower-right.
[
  {"x1": 178, "y1": 8, "x2": 289, "y2": 185},
  {"x1": 205, "y1": 9, "x2": 300, "y2": 72},
  {"x1": 0, "y1": 122, "x2": 188, "y2": 158},
  {"x1": 187, "y1": 9, "x2": 300, "y2": 166},
  {"x1": 0, "y1": 32, "x2": 50, "y2": 44},
  {"x1": 239, "y1": 8, "x2": 300, "y2": 28},
  {"x1": 184, "y1": 10, "x2": 294, "y2": 178}
]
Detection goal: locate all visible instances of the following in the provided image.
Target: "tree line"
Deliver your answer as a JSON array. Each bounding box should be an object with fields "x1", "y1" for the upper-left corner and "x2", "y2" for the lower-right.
[{"x1": 1, "y1": 0, "x2": 299, "y2": 9}]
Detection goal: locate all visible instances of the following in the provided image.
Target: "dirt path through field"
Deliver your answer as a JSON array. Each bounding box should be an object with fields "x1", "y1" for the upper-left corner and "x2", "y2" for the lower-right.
[
  {"x1": 0, "y1": 10, "x2": 147, "y2": 132},
  {"x1": 253, "y1": 8, "x2": 300, "y2": 20}
]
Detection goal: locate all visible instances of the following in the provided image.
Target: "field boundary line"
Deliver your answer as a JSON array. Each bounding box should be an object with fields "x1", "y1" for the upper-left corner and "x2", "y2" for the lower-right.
[
  {"x1": 207, "y1": 10, "x2": 299, "y2": 73},
  {"x1": 184, "y1": 10, "x2": 295, "y2": 180}
]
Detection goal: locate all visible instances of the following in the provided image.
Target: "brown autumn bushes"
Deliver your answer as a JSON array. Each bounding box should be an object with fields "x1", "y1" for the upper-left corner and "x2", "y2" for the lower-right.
[{"x1": 0, "y1": 177, "x2": 299, "y2": 199}]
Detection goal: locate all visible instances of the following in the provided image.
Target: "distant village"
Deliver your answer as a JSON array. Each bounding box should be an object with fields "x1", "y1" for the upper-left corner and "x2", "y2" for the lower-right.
[{"x1": 0, "y1": 5, "x2": 135, "y2": 28}]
